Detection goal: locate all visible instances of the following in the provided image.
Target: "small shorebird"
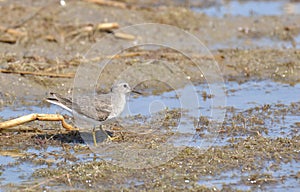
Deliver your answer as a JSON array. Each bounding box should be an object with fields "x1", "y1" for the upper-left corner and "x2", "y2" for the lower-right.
[{"x1": 46, "y1": 82, "x2": 141, "y2": 145}]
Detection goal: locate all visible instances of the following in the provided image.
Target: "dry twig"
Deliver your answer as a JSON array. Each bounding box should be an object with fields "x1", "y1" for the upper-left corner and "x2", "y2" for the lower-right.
[
  {"x1": 85, "y1": 0, "x2": 127, "y2": 9},
  {"x1": 0, "y1": 69, "x2": 75, "y2": 78},
  {"x1": 113, "y1": 32, "x2": 135, "y2": 40},
  {"x1": 97, "y1": 22, "x2": 119, "y2": 30},
  {"x1": 0, "y1": 26, "x2": 26, "y2": 36}
]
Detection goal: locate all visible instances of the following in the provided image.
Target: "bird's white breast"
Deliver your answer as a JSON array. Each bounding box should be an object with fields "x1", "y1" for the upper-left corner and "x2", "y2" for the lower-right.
[{"x1": 108, "y1": 93, "x2": 126, "y2": 119}]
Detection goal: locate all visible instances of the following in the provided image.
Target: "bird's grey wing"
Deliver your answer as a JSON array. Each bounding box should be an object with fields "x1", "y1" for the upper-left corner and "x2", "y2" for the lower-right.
[
  {"x1": 47, "y1": 92, "x2": 112, "y2": 121},
  {"x1": 71, "y1": 93, "x2": 112, "y2": 121},
  {"x1": 46, "y1": 92, "x2": 80, "y2": 112},
  {"x1": 93, "y1": 94, "x2": 112, "y2": 121}
]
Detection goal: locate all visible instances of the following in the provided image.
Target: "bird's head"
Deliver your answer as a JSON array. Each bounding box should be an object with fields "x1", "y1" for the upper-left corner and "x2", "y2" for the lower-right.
[{"x1": 112, "y1": 83, "x2": 141, "y2": 95}]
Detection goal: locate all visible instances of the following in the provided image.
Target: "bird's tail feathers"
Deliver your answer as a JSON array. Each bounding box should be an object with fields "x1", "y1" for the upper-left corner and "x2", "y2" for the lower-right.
[{"x1": 46, "y1": 93, "x2": 73, "y2": 112}]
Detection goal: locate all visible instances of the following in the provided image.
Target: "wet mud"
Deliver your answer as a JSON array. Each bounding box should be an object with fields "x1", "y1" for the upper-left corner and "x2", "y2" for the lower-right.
[{"x1": 0, "y1": 0, "x2": 299, "y2": 191}]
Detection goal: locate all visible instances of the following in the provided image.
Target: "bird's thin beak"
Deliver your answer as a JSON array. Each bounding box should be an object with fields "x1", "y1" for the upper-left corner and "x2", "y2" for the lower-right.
[{"x1": 131, "y1": 89, "x2": 142, "y2": 95}]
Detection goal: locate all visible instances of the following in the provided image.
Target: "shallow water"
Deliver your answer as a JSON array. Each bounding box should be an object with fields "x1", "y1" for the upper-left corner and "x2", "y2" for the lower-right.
[
  {"x1": 125, "y1": 80, "x2": 300, "y2": 119},
  {"x1": 191, "y1": 0, "x2": 300, "y2": 17},
  {"x1": 198, "y1": 160, "x2": 299, "y2": 191},
  {"x1": 210, "y1": 35, "x2": 300, "y2": 50},
  {"x1": 225, "y1": 80, "x2": 300, "y2": 108},
  {"x1": 1, "y1": 80, "x2": 299, "y2": 138},
  {"x1": 0, "y1": 82, "x2": 299, "y2": 189},
  {"x1": 0, "y1": 145, "x2": 99, "y2": 187},
  {"x1": 129, "y1": 80, "x2": 300, "y2": 138},
  {"x1": 0, "y1": 160, "x2": 47, "y2": 185}
]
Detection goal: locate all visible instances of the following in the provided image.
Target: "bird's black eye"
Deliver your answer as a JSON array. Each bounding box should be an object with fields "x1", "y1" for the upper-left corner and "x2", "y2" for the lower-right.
[{"x1": 123, "y1": 84, "x2": 127, "y2": 88}]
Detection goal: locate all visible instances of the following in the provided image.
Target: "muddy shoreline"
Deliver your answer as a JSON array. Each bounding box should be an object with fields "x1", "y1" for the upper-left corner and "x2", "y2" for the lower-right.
[{"x1": 0, "y1": 0, "x2": 299, "y2": 191}]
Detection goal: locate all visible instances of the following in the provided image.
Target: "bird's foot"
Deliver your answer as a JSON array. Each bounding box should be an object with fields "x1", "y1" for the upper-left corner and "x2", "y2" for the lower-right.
[
  {"x1": 106, "y1": 134, "x2": 119, "y2": 141},
  {"x1": 92, "y1": 130, "x2": 119, "y2": 146}
]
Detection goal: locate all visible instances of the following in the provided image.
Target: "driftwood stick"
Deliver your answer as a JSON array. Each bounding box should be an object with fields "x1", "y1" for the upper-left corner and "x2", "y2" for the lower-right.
[
  {"x1": 97, "y1": 22, "x2": 119, "y2": 30},
  {"x1": 113, "y1": 32, "x2": 135, "y2": 40},
  {"x1": 111, "y1": 51, "x2": 147, "y2": 58},
  {"x1": 86, "y1": 51, "x2": 148, "y2": 62},
  {"x1": 0, "y1": 150, "x2": 25, "y2": 157},
  {"x1": 0, "y1": 114, "x2": 78, "y2": 131},
  {"x1": 0, "y1": 36, "x2": 16, "y2": 44},
  {"x1": 0, "y1": 26, "x2": 26, "y2": 36},
  {"x1": 65, "y1": 23, "x2": 119, "y2": 39},
  {"x1": 0, "y1": 69, "x2": 75, "y2": 78},
  {"x1": 85, "y1": 0, "x2": 127, "y2": 9}
]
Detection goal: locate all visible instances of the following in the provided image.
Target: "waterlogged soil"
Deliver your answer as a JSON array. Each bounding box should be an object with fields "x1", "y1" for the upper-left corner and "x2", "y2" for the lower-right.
[{"x1": 0, "y1": 0, "x2": 300, "y2": 191}]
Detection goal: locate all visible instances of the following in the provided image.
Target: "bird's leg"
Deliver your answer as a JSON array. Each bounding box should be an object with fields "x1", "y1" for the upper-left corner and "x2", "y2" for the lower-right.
[
  {"x1": 92, "y1": 126, "x2": 97, "y2": 146},
  {"x1": 92, "y1": 125, "x2": 118, "y2": 145},
  {"x1": 99, "y1": 124, "x2": 113, "y2": 141},
  {"x1": 92, "y1": 125, "x2": 109, "y2": 146}
]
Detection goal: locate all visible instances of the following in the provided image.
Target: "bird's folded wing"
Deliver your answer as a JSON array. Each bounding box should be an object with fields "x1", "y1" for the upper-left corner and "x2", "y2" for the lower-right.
[
  {"x1": 72, "y1": 94, "x2": 112, "y2": 121},
  {"x1": 46, "y1": 92, "x2": 112, "y2": 122}
]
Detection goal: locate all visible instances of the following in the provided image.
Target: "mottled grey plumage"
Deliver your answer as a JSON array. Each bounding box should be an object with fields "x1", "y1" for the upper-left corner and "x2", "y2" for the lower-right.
[{"x1": 46, "y1": 82, "x2": 141, "y2": 127}]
